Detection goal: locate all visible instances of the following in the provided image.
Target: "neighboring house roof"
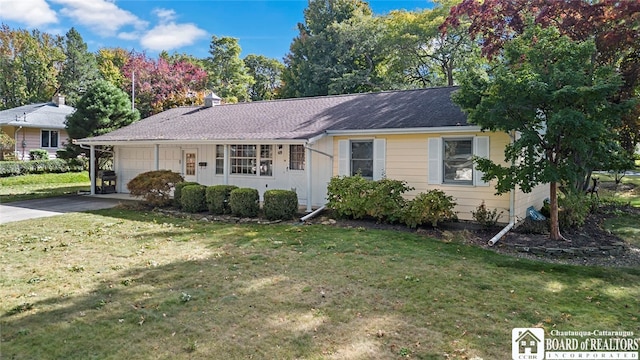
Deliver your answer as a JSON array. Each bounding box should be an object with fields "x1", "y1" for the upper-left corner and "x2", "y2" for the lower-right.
[
  {"x1": 0, "y1": 102, "x2": 75, "y2": 130},
  {"x1": 78, "y1": 87, "x2": 470, "y2": 144}
]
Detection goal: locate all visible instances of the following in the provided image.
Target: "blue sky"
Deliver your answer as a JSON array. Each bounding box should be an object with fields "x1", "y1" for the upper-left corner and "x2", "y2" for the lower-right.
[{"x1": 0, "y1": 0, "x2": 433, "y2": 61}]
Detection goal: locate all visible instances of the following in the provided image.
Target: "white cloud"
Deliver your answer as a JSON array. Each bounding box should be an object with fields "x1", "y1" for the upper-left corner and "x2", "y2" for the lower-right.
[
  {"x1": 51, "y1": 0, "x2": 147, "y2": 37},
  {"x1": 153, "y1": 8, "x2": 176, "y2": 23},
  {"x1": 140, "y1": 22, "x2": 207, "y2": 51},
  {"x1": 0, "y1": 0, "x2": 58, "y2": 27}
]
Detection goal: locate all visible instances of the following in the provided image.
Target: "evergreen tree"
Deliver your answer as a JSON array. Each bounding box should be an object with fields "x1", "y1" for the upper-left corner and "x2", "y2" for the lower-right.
[{"x1": 58, "y1": 28, "x2": 99, "y2": 106}]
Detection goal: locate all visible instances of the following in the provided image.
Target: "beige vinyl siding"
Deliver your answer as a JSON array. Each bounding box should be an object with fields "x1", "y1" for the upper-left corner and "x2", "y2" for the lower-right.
[
  {"x1": 514, "y1": 183, "x2": 549, "y2": 221},
  {"x1": 333, "y1": 132, "x2": 514, "y2": 221}
]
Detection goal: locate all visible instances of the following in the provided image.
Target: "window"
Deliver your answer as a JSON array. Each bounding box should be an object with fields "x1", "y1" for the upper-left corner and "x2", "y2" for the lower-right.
[
  {"x1": 289, "y1": 145, "x2": 305, "y2": 170},
  {"x1": 351, "y1": 140, "x2": 373, "y2": 178},
  {"x1": 428, "y1": 136, "x2": 489, "y2": 186},
  {"x1": 41, "y1": 130, "x2": 58, "y2": 148},
  {"x1": 229, "y1": 144, "x2": 273, "y2": 176},
  {"x1": 215, "y1": 145, "x2": 224, "y2": 175},
  {"x1": 185, "y1": 152, "x2": 196, "y2": 176},
  {"x1": 443, "y1": 138, "x2": 473, "y2": 184}
]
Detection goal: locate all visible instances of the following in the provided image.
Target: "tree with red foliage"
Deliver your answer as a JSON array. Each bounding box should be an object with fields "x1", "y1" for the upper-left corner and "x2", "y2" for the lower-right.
[{"x1": 121, "y1": 52, "x2": 208, "y2": 118}]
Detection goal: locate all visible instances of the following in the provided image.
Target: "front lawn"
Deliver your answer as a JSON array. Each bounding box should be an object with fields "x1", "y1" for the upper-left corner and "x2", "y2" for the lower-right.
[
  {"x1": 0, "y1": 172, "x2": 90, "y2": 203},
  {"x1": 1, "y1": 209, "x2": 638, "y2": 359}
]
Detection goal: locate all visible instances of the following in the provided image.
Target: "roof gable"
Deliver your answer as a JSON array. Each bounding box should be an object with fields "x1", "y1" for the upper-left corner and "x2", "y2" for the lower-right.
[{"x1": 78, "y1": 87, "x2": 468, "y2": 143}]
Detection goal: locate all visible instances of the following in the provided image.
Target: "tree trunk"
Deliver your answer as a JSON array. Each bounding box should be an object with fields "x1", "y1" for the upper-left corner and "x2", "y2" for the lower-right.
[{"x1": 549, "y1": 182, "x2": 562, "y2": 240}]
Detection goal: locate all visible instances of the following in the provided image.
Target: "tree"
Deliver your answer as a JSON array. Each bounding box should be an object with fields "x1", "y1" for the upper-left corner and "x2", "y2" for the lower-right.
[
  {"x1": 58, "y1": 28, "x2": 99, "y2": 106},
  {"x1": 64, "y1": 80, "x2": 139, "y2": 173},
  {"x1": 445, "y1": 0, "x2": 640, "y2": 185},
  {"x1": 96, "y1": 48, "x2": 131, "y2": 88},
  {"x1": 384, "y1": 1, "x2": 481, "y2": 88},
  {"x1": 0, "y1": 130, "x2": 16, "y2": 160},
  {"x1": 243, "y1": 54, "x2": 284, "y2": 101},
  {"x1": 121, "y1": 52, "x2": 208, "y2": 117},
  {"x1": 452, "y1": 25, "x2": 630, "y2": 241},
  {"x1": 206, "y1": 36, "x2": 253, "y2": 103},
  {"x1": 0, "y1": 25, "x2": 63, "y2": 109},
  {"x1": 281, "y1": 0, "x2": 374, "y2": 97}
]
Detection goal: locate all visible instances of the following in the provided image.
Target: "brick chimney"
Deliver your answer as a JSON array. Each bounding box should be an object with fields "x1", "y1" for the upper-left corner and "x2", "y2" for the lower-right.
[{"x1": 53, "y1": 94, "x2": 65, "y2": 107}]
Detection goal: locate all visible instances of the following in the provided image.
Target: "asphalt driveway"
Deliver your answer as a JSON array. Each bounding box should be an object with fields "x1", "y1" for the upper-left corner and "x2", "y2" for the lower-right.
[{"x1": 0, "y1": 195, "x2": 129, "y2": 224}]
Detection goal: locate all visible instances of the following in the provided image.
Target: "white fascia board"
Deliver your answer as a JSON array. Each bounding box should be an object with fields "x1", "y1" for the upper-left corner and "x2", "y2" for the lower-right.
[
  {"x1": 324, "y1": 126, "x2": 482, "y2": 136},
  {"x1": 74, "y1": 138, "x2": 309, "y2": 146}
]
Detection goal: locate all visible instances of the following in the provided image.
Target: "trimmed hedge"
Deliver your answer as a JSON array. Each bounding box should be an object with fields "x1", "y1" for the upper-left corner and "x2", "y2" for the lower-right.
[
  {"x1": 263, "y1": 189, "x2": 298, "y2": 220},
  {"x1": 206, "y1": 185, "x2": 239, "y2": 215},
  {"x1": 181, "y1": 184, "x2": 208, "y2": 213},
  {"x1": 0, "y1": 159, "x2": 85, "y2": 177},
  {"x1": 402, "y1": 190, "x2": 457, "y2": 228},
  {"x1": 29, "y1": 149, "x2": 49, "y2": 160},
  {"x1": 229, "y1": 188, "x2": 260, "y2": 218},
  {"x1": 126, "y1": 170, "x2": 184, "y2": 207},
  {"x1": 173, "y1": 181, "x2": 200, "y2": 208}
]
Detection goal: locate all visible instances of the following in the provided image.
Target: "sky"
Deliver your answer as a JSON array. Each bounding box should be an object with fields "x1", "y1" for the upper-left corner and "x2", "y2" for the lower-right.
[{"x1": 0, "y1": 0, "x2": 434, "y2": 61}]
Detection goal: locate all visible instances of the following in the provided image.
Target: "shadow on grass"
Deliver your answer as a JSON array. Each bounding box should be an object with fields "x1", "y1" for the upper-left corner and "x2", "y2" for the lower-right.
[
  {"x1": 2, "y1": 209, "x2": 639, "y2": 359},
  {"x1": 0, "y1": 185, "x2": 90, "y2": 203}
]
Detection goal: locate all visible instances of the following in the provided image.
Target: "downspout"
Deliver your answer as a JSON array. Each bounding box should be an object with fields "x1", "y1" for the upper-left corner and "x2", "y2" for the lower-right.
[
  {"x1": 488, "y1": 130, "x2": 517, "y2": 246},
  {"x1": 488, "y1": 188, "x2": 515, "y2": 246},
  {"x1": 90, "y1": 145, "x2": 96, "y2": 195},
  {"x1": 14, "y1": 126, "x2": 22, "y2": 159},
  {"x1": 305, "y1": 146, "x2": 312, "y2": 212},
  {"x1": 304, "y1": 140, "x2": 334, "y2": 214}
]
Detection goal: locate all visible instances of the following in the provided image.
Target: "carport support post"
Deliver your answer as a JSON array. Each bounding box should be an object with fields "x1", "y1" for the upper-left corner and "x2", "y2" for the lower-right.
[
  {"x1": 90, "y1": 145, "x2": 95, "y2": 195},
  {"x1": 223, "y1": 144, "x2": 229, "y2": 185},
  {"x1": 154, "y1": 144, "x2": 159, "y2": 170},
  {"x1": 306, "y1": 146, "x2": 312, "y2": 212}
]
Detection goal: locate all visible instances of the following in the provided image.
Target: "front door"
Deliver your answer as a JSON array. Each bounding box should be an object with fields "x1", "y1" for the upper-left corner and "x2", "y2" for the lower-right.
[{"x1": 183, "y1": 149, "x2": 197, "y2": 182}]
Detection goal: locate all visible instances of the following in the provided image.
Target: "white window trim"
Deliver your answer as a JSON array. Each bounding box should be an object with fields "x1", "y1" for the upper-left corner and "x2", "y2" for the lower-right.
[{"x1": 228, "y1": 144, "x2": 274, "y2": 177}]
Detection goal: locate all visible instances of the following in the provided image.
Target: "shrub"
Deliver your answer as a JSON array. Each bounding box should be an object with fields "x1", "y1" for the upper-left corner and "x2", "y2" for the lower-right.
[
  {"x1": 365, "y1": 178, "x2": 413, "y2": 223},
  {"x1": 402, "y1": 190, "x2": 457, "y2": 228},
  {"x1": 206, "y1": 185, "x2": 239, "y2": 214},
  {"x1": 327, "y1": 175, "x2": 413, "y2": 222},
  {"x1": 127, "y1": 170, "x2": 184, "y2": 207},
  {"x1": 181, "y1": 184, "x2": 208, "y2": 213},
  {"x1": 558, "y1": 192, "x2": 597, "y2": 229},
  {"x1": 29, "y1": 149, "x2": 49, "y2": 160},
  {"x1": 263, "y1": 189, "x2": 298, "y2": 220},
  {"x1": 174, "y1": 181, "x2": 200, "y2": 208},
  {"x1": 327, "y1": 175, "x2": 372, "y2": 219},
  {"x1": 229, "y1": 188, "x2": 260, "y2": 218},
  {"x1": 471, "y1": 201, "x2": 503, "y2": 228},
  {"x1": 0, "y1": 161, "x2": 22, "y2": 177}
]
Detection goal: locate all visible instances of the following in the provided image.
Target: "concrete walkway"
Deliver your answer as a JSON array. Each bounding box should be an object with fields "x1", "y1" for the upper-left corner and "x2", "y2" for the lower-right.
[{"x1": 0, "y1": 195, "x2": 136, "y2": 224}]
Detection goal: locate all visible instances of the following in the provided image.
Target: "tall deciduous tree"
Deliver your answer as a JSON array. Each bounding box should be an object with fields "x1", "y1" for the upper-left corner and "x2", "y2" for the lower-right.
[
  {"x1": 243, "y1": 54, "x2": 284, "y2": 101},
  {"x1": 58, "y1": 28, "x2": 99, "y2": 106},
  {"x1": 0, "y1": 25, "x2": 63, "y2": 109},
  {"x1": 281, "y1": 0, "x2": 374, "y2": 97},
  {"x1": 121, "y1": 52, "x2": 208, "y2": 117},
  {"x1": 206, "y1": 36, "x2": 253, "y2": 103},
  {"x1": 96, "y1": 48, "x2": 131, "y2": 88},
  {"x1": 453, "y1": 25, "x2": 630, "y2": 241},
  {"x1": 385, "y1": 0, "x2": 481, "y2": 88}
]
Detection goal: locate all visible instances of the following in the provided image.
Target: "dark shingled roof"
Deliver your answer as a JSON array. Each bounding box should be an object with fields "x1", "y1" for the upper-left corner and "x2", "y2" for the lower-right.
[{"x1": 79, "y1": 87, "x2": 467, "y2": 143}]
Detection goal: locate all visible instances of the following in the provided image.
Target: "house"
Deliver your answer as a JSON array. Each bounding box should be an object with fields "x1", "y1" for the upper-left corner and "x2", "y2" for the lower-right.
[
  {"x1": 75, "y1": 87, "x2": 549, "y2": 222},
  {"x1": 514, "y1": 329, "x2": 542, "y2": 355},
  {"x1": 0, "y1": 95, "x2": 74, "y2": 160}
]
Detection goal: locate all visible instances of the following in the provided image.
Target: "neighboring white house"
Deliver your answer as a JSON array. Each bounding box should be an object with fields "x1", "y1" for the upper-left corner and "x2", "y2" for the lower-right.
[
  {"x1": 76, "y1": 87, "x2": 549, "y2": 222},
  {"x1": 0, "y1": 95, "x2": 73, "y2": 160}
]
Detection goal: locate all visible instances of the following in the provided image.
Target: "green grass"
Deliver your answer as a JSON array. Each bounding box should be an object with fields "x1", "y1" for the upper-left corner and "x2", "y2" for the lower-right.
[
  {"x1": 596, "y1": 174, "x2": 640, "y2": 207},
  {"x1": 0, "y1": 172, "x2": 90, "y2": 203},
  {"x1": 605, "y1": 213, "x2": 640, "y2": 248},
  {"x1": 1, "y1": 209, "x2": 638, "y2": 359}
]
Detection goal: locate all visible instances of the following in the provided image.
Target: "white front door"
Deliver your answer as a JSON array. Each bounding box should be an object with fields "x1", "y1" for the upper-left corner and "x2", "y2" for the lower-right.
[{"x1": 183, "y1": 149, "x2": 197, "y2": 182}]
